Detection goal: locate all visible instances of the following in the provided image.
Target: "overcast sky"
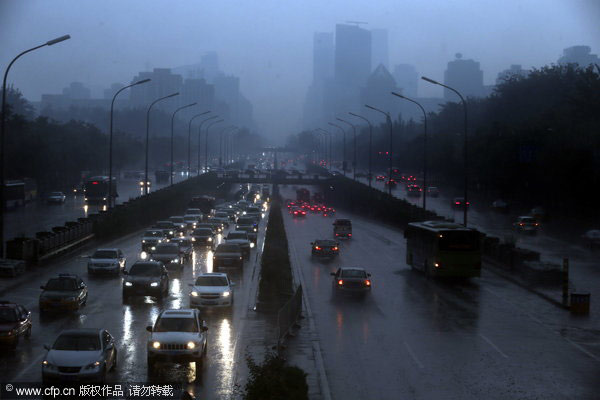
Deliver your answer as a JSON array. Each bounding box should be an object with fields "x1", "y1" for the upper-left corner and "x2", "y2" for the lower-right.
[{"x1": 1, "y1": 0, "x2": 599, "y2": 141}]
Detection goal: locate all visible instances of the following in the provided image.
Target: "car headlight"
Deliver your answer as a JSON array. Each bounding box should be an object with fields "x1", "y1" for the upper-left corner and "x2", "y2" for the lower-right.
[
  {"x1": 222, "y1": 291, "x2": 230, "y2": 297},
  {"x1": 140, "y1": 251, "x2": 148, "y2": 260},
  {"x1": 169, "y1": 231, "x2": 173, "y2": 235},
  {"x1": 124, "y1": 282, "x2": 133, "y2": 287},
  {"x1": 151, "y1": 246, "x2": 156, "y2": 251},
  {"x1": 142, "y1": 239, "x2": 146, "y2": 243},
  {"x1": 250, "y1": 242, "x2": 255, "y2": 248},
  {"x1": 42, "y1": 360, "x2": 57, "y2": 370},
  {"x1": 253, "y1": 228, "x2": 257, "y2": 232},
  {"x1": 192, "y1": 237, "x2": 196, "y2": 242},
  {"x1": 186, "y1": 341, "x2": 196, "y2": 349},
  {"x1": 172, "y1": 258, "x2": 179, "y2": 263},
  {"x1": 208, "y1": 237, "x2": 212, "y2": 242},
  {"x1": 190, "y1": 291, "x2": 198, "y2": 297},
  {"x1": 152, "y1": 341, "x2": 160, "y2": 349},
  {"x1": 243, "y1": 211, "x2": 247, "y2": 215},
  {"x1": 84, "y1": 361, "x2": 101, "y2": 370},
  {"x1": 150, "y1": 282, "x2": 159, "y2": 287}
]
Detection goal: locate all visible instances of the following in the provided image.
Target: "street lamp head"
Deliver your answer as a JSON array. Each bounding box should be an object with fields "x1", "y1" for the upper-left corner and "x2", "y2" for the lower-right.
[
  {"x1": 391, "y1": 91, "x2": 405, "y2": 99},
  {"x1": 421, "y1": 76, "x2": 440, "y2": 85},
  {"x1": 46, "y1": 34, "x2": 71, "y2": 46},
  {"x1": 135, "y1": 78, "x2": 151, "y2": 85}
]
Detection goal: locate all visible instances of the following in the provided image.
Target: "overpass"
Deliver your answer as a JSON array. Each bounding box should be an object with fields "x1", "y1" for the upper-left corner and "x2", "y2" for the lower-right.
[{"x1": 215, "y1": 172, "x2": 331, "y2": 185}]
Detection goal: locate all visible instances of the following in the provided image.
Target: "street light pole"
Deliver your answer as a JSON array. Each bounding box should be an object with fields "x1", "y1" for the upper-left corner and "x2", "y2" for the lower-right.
[
  {"x1": 170, "y1": 103, "x2": 197, "y2": 186},
  {"x1": 145, "y1": 92, "x2": 179, "y2": 195},
  {"x1": 197, "y1": 115, "x2": 217, "y2": 175},
  {"x1": 421, "y1": 76, "x2": 468, "y2": 226},
  {"x1": 108, "y1": 78, "x2": 151, "y2": 208},
  {"x1": 391, "y1": 92, "x2": 428, "y2": 211},
  {"x1": 219, "y1": 126, "x2": 236, "y2": 167},
  {"x1": 316, "y1": 128, "x2": 331, "y2": 171},
  {"x1": 187, "y1": 111, "x2": 210, "y2": 176},
  {"x1": 328, "y1": 122, "x2": 346, "y2": 176},
  {"x1": 365, "y1": 104, "x2": 393, "y2": 195},
  {"x1": 336, "y1": 117, "x2": 357, "y2": 180},
  {"x1": 0, "y1": 34, "x2": 70, "y2": 257},
  {"x1": 205, "y1": 119, "x2": 224, "y2": 172},
  {"x1": 349, "y1": 112, "x2": 373, "y2": 188}
]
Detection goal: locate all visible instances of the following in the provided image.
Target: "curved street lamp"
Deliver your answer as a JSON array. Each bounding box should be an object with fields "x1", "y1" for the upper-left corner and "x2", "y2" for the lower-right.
[
  {"x1": 219, "y1": 125, "x2": 237, "y2": 167},
  {"x1": 187, "y1": 111, "x2": 211, "y2": 176},
  {"x1": 205, "y1": 119, "x2": 224, "y2": 172},
  {"x1": 144, "y1": 92, "x2": 179, "y2": 195},
  {"x1": 0, "y1": 34, "x2": 70, "y2": 257},
  {"x1": 336, "y1": 117, "x2": 357, "y2": 180},
  {"x1": 349, "y1": 112, "x2": 373, "y2": 188},
  {"x1": 170, "y1": 103, "x2": 197, "y2": 185},
  {"x1": 328, "y1": 122, "x2": 346, "y2": 176},
  {"x1": 365, "y1": 104, "x2": 393, "y2": 195},
  {"x1": 197, "y1": 115, "x2": 217, "y2": 174},
  {"x1": 316, "y1": 128, "x2": 332, "y2": 171},
  {"x1": 108, "y1": 78, "x2": 151, "y2": 208},
  {"x1": 392, "y1": 92, "x2": 428, "y2": 211},
  {"x1": 421, "y1": 76, "x2": 468, "y2": 226}
]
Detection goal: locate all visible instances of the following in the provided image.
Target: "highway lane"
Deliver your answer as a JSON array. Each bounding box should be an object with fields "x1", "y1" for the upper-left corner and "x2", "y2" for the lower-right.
[
  {"x1": 0, "y1": 200, "x2": 268, "y2": 399},
  {"x1": 4, "y1": 174, "x2": 187, "y2": 241},
  {"x1": 281, "y1": 185, "x2": 599, "y2": 400}
]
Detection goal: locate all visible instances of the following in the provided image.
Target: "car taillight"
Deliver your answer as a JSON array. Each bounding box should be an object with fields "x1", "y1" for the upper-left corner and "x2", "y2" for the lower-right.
[
  {"x1": 315, "y1": 246, "x2": 321, "y2": 250},
  {"x1": 348, "y1": 233, "x2": 352, "y2": 237},
  {"x1": 338, "y1": 279, "x2": 343, "y2": 286},
  {"x1": 332, "y1": 247, "x2": 338, "y2": 251},
  {"x1": 519, "y1": 223, "x2": 524, "y2": 226},
  {"x1": 455, "y1": 201, "x2": 460, "y2": 205},
  {"x1": 335, "y1": 233, "x2": 339, "y2": 236},
  {"x1": 294, "y1": 211, "x2": 298, "y2": 214},
  {"x1": 302, "y1": 211, "x2": 306, "y2": 215},
  {"x1": 365, "y1": 280, "x2": 371, "y2": 286}
]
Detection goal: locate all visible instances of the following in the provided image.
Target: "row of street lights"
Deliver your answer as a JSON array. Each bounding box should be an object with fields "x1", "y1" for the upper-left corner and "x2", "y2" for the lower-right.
[{"x1": 315, "y1": 76, "x2": 468, "y2": 226}]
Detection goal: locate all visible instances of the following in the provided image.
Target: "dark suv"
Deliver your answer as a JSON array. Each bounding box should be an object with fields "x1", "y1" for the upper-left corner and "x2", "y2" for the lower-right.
[
  {"x1": 39, "y1": 274, "x2": 88, "y2": 312},
  {"x1": 0, "y1": 301, "x2": 32, "y2": 348},
  {"x1": 122, "y1": 261, "x2": 169, "y2": 299}
]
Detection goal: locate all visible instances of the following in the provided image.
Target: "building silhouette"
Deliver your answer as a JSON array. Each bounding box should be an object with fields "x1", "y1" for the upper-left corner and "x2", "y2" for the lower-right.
[
  {"x1": 361, "y1": 64, "x2": 399, "y2": 123},
  {"x1": 443, "y1": 53, "x2": 485, "y2": 99},
  {"x1": 313, "y1": 32, "x2": 334, "y2": 85},
  {"x1": 557, "y1": 45, "x2": 599, "y2": 68},
  {"x1": 496, "y1": 64, "x2": 529, "y2": 85},
  {"x1": 129, "y1": 68, "x2": 183, "y2": 108},
  {"x1": 334, "y1": 24, "x2": 371, "y2": 87}
]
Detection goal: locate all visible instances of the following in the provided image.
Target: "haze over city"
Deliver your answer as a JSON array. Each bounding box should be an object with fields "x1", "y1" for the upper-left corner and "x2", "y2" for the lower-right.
[{"x1": 1, "y1": 0, "x2": 599, "y2": 141}]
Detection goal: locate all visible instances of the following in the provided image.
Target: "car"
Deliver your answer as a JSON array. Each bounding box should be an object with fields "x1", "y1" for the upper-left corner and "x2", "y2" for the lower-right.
[
  {"x1": 122, "y1": 261, "x2": 169, "y2": 299},
  {"x1": 87, "y1": 248, "x2": 126, "y2": 275},
  {"x1": 333, "y1": 219, "x2": 352, "y2": 239},
  {"x1": 183, "y1": 214, "x2": 200, "y2": 229},
  {"x1": 141, "y1": 229, "x2": 168, "y2": 252},
  {"x1": 212, "y1": 212, "x2": 230, "y2": 228},
  {"x1": 39, "y1": 274, "x2": 88, "y2": 312},
  {"x1": 375, "y1": 175, "x2": 385, "y2": 181},
  {"x1": 451, "y1": 197, "x2": 470, "y2": 209},
  {"x1": 245, "y1": 206, "x2": 262, "y2": 220},
  {"x1": 582, "y1": 229, "x2": 600, "y2": 249},
  {"x1": 150, "y1": 243, "x2": 185, "y2": 270},
  {"x1": 191, "y1": 228, "x2": 215, "y2": 248},
  {"x1": 236, "y1": 216, "x2": 258, "y2": 230},
  {"x1": 195, "y1": 223, "x2": 219, "y2": 235},
  {"x1": 205, "y1": 219, "x2": 224, "y2": 234},
  {"x1": 236, "y1": 225, "x2": 258, "y2": 243},
  {"x1": 385, "y1": 178, "x2": 397, "y2": 187},
  {"x1": 427, "y1": 186, "x2": 440, "y2": 197},
  {"x1": 225, "y1": 231, "x2": 252, "y2": 259},
  {"x1": 189, "y1": 273, "x2": 235, "y2": 308},
  {"x1": 322, "y1": 207, "x2": 336, "y2": 217},
  {"x1": 311, "y1": 240, "x2": 339, "y2": 258},
  {"x1": 213, "y1": 244, "x2": 244, "y2": 269},
  {"x1": 292, "y1": 207, "x2": 307, "y2": 217},
  {"x1": 185, "y1": 208, "x2": 203, "y2": 220},
  {"x1": 139, "y1": 179, "x2": 152, "y2": 188},
  {"x1": 146, "y1": 309, "x2": 208, "y2": 372},
  {"x1": 169, "y1": 216, "x2": 188, "y2": 232},
  {"x1": 170, "y1": 237, "x2": 194, "y2": 262},
  {"x1": 42, "y1": 328, "x2": 117, "y2": 384},
  {"x1": 152, "y1": 220, "x2": 178, "y2": 239},
  {"x1": 491, "y1": 199, "x2": 509, "y2": 213},
  {"x1": 0, "y1": 301, "x2": 32, "y2": 348},
  {"x1": 47, "y1": 191, "x2": 66, "y2": 204},
  {"x1": 513, "y1": 216, "x2": 539, "y2": 233},
  {"x1": 407, "y1": 184, "x2": 422, "y2": 196},
  {"x1": 331, "y1": 267, "x2": 372, "y2": 296}
]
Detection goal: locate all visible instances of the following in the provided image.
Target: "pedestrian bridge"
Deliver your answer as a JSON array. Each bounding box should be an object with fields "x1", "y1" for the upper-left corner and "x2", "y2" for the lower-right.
[{"x1": 215, "y1": 172, "x2": 331, "y2": 185}]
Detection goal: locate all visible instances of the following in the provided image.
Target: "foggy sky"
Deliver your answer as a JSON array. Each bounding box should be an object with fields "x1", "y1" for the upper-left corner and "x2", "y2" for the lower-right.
[{"x1": 1, "y1": 0, "x2": 599, "y2": 143}]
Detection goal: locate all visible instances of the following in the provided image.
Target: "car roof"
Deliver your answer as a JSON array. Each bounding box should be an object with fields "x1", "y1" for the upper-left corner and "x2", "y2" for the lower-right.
[
  {"x1": 340, "y1": 267, "x2": 367, "y2": 272},
  {"x1": 59, "y1": 328, "x2": 101, "y2": 335},
  {"x1": 228, "y1": 230, "x2": 247, "y2": 235},
  {"x1": 198, "y1": 272, "x2": 228, "y2": 278},
  {"x1": 132, "y1": 260, "x2": 162, "y2": 267},
  {"x1": 95, "y1": 248, "x2": 119, "y2": 252},
  {"x1": 315, "y1": 239, "x2": 337, "y2": 244},
  {"x1": 156, "y1": 242, "x2": 179, "y2": 248},
  {"x1": 160, "y1": 309, "x2": 197, "y2": 318}
]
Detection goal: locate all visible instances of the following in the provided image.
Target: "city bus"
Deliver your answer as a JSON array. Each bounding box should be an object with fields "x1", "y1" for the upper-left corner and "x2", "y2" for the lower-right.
[
  {"x1": 83, "y1": 176, "x2": 117, "y2": 204},
  {"x1": 404, "y1": 220, "x2": 482, "y2": 278}
]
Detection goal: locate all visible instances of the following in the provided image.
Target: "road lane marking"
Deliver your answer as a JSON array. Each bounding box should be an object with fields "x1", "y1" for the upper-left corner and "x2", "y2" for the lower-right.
[
  {"x1": 13, "y1": 353, "x2": 45, "y2": 381},
  {"x1": 564, "y1": 337, "x2": 600, "y2": 362},
  {"x1": 403, "y1": 340, "x2": 424, "y2": 369},
  {"x1": 479, "y1": 334, "x2": 509, "y2": 359}
]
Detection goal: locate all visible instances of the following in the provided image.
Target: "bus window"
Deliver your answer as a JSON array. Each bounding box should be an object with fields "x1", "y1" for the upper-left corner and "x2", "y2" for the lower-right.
[{"x1": 438, "y1": 231, "x2": 480, "y2": 251}]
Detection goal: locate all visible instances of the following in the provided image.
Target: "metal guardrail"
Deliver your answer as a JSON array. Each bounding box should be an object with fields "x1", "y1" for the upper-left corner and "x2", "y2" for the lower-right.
[{"x1": 277, "y1": 284, "x2": 303, "y2": 350}]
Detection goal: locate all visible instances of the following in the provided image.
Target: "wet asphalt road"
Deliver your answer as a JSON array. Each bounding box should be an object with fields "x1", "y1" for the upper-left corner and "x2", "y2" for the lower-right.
[
  {"x1": 4, "y1": 175, "x2": 187, "y2": 241},
  {"x1": 280, "y1": 185, "x2": 599, "y2": 400},
  {"x1": 0, "y1": 202, "x2": 268, "y2": 399}
]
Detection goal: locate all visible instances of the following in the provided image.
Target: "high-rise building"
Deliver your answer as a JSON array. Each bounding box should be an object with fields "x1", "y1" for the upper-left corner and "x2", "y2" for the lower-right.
[
  {"x1": 443, "y1": 53, "x2": 484, "y2": 99},
  {"x1": 62, "y1": 82, "x2": 91, "y2": 99},
  {"x1": 392, "y1": 64, "x2": 418, "y2": 98},
  {"x1": 496, "y1": 64, "x2": 530, "y2": 85},
  {"x1": 313, "y1": 32, "x2": 334, "y2": 85},
  {"x1": 557, "y1": 45, "x2": 599, "y2": 68},
  {"x1": 334, "y1": 24, "x2": 371, "y2": 87},
  {"x1": 371, "y1": 29, "x2": 389, "y2": 70},
  {"x1": 181, "y1": 78, "x2": 215, "y2": 111},
  {"x1": 200, "y1": 51, "x2": 220, "y2": 81},
  {"x1": 361, "y1": 64, "x2": 399, "y2": 123},
  {"x1": 129, "y1": 68, "x2": 183, "y2": 108}
]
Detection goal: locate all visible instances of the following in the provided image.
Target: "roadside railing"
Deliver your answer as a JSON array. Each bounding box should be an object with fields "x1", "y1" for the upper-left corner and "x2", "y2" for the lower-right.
[{"x1": 276, "y1": 284, "x2": 303, "y2": 351}]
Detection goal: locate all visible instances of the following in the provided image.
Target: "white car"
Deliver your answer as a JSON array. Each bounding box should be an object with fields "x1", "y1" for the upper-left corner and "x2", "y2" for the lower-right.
[
  {"x1": 42, "y1": 328, "x2": 117, "y2": 384},
  {"x1": 87, "y1": 248, "x2": 126, "y2": 275},
  {"x1": 189, "y1": 273, "x2": 235, "y2": 308},
  {"x1": 146, "y1": 309, "x2": 208, "y2": 372}
]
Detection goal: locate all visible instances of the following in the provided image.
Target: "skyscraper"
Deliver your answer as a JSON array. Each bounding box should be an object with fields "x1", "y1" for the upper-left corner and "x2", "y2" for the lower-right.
[
  {"x1": 371, "y1": 29, "x2": 389, "y2": 70},
  {"x1": 443, "y1": 53, "x2": 484, "y2": 99},
  {"x1": 313, "y1": 32, "x2": 334, "y2": 85},
  {"x1": 334, "y1": 24, "x2": 371, "y2": 87}
]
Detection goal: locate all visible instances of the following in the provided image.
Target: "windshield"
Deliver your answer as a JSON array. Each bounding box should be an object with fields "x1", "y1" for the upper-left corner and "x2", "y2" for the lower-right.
[
  {"x1": 54, "y1": 334, "x2": 100, "y2": 351},
  {"x1": 144, "y1": 231, "x2": 163, "y2": 237},
  {"x1": 195, "y1": 276, "x2": 229, "y2": 286},
  {"x1": 217, "y1": 244, "x2": 240, "y2": 253},
  {"x1": 154, "y1": 318, "x2": 198, "y2": 332},
  {"x1": 154, "y1": 245, "x2": 178, "y2": 255},
  {"x1": 0, "y1": 308, "x2": 18, "y2": 322},
  {"x1": 227, "y1": 232, "x2": 247, "y2": 240},
  {"x1": 237, "y1": 218, "x2": 254, "y2": 225},
  {"x1": 193, "y1": 229, "x2": 212, "y2": 236},
  {"x1": 128, "y1": 264, "x2": 161, "y2": 276},
  {"x1": 44, "y1": 278, "x2": 78, "y2": 291},
  {"x1": 438, "y1": 231, "x2": 480, "y2": 251},
  {"x1": 92, "y1": 250, "x2": 117, "y2": 259},
  {"x1": 341, "y1": 269, "x2": 367, "y2": 278},
  {"x1": 215, "y1": 212, "x2": 228, "y2": 218}
]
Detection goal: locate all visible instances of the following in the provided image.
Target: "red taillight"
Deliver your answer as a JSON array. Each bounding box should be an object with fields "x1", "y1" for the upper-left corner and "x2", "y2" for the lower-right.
[
  {"x1": 294, "y1": 211, "x2": 298, "y2": 215},
  {"x1": 332, "y1": 247, "x2": 338, "y2": 251},
  {"x1": 365, "y1": 280, "x2": 371, "y2": 286},
  {"x1": 455, "y1": 201, "x2": 460, "y2": 205},
  {"x1": 92, "y1": 181, "x2": 98, "y2": 185},
  {"x1": 348, "y1": 233, "x2": 352, "y2": 237},
  {"x1": 315, "y1": 246, "x2": 321, "y2": 250},
  {"x1": 335, "y1": 233, "x2": 339, "y2": 236},
  {"x1": 338, "y1": 279, "x2": 344, "y2": 286},
  {"x1": 466, "y1": 202, "x2": 470, "y2": 205}
]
